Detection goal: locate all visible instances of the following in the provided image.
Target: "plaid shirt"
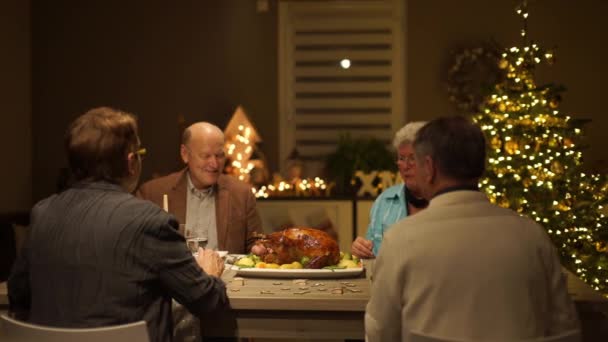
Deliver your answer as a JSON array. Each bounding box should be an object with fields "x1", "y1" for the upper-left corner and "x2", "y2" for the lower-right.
[{"x1": 365, "y1": 184, "x2": 409, "y2": 255}]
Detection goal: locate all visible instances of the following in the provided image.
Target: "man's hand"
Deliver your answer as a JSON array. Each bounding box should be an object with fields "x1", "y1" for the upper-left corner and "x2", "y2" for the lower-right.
[
  {"x1": 195, "y1": 248, "x2": 224, "y2": 278},
  {"x1": 351, "y1": 237, "x2": 375, "y2": 259},
  {"x1": 251, "y1": 244, "x2": 267, "y2": 256}
]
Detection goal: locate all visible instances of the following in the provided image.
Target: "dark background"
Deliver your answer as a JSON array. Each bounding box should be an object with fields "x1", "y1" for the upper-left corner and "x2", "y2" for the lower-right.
[{"x1": 2, "y1": 0, "x2": 606, "y2": 213}]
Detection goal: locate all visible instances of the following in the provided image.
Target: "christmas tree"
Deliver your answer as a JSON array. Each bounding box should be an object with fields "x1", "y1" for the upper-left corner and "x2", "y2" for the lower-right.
[{"x1": 472, "y1": 1, "x2": 608, "y2": 295}]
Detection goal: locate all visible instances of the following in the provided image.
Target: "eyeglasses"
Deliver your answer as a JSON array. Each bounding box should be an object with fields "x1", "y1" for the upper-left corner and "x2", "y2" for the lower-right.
[
  {"x1": 135, "y1": 147, "x2": 147, "y2": 160},
  {"x1": 184, "y1": 145, "x2": 225, "y2": 162},
  {"x1": 396, "y1": 155, "x2": 416, "y2": 166}
]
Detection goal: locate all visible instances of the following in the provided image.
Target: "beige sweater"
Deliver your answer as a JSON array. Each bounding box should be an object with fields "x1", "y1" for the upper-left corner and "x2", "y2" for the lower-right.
[{"x1": 365, "y1": 191, "x2": 579, "y2": 341}]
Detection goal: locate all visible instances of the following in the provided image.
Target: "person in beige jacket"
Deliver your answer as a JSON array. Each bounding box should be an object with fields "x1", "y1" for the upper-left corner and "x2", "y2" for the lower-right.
[{"x1": 365, "y1": 116, "x2": 580, "y2": 341}]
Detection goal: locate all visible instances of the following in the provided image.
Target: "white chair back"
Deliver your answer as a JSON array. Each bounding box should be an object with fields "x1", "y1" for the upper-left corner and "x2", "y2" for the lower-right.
[
  {"x1": 523, "y1": 330, "x2": 581, "y2": 342},
  {"x1": 0, "y1": 315, "x2": 150, "y2": 342},
  {"x1": 408, "y1": 331, "x2": 467, "y2": 342},
  {"x1": 407, "y1": 330, "x2": 581, "y2": 342}
]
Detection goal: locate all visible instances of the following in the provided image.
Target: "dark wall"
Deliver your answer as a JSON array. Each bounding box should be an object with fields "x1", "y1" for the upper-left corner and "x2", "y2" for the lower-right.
[
  {"x1": 31, "y1": 0, "x2": 277, "y2": 201},
  {"x1": 27, "y1": 0, "x2": 607, "y2": 204},
  {"x1": 0, "y1": 0, "x2": 31, "y2": 213}
]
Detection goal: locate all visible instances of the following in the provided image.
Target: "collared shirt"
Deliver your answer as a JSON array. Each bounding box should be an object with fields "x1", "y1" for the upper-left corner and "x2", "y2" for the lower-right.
[
  {"x1": 365, "y1": 184, "x2": 409, "y2": 255},
  {"x1": 186, "y1": 173, "x2": 218, "y2": 250},
  {"x1": 432, "y1": 184, "x2": 479, "y2": 199}
]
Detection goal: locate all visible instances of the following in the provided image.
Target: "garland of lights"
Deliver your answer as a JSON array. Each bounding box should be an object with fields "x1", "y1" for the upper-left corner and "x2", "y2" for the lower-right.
[{"x1": 252, "y1": 178, "x2": 332, "y2": 198}]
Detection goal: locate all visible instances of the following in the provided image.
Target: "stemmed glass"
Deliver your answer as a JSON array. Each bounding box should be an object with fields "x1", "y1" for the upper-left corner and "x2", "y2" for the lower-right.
[{"x1": 183, "y1": 225, "x2": 208, "y2": 255}]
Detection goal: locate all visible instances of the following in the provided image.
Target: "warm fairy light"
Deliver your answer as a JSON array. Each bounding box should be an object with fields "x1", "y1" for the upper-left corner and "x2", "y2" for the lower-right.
[
  {"x1": 253, "y1": 177, "x2": 332, "y2": 198},
  {"x1": 225, "y1": 122, "x2": 259, "y2": 182}
]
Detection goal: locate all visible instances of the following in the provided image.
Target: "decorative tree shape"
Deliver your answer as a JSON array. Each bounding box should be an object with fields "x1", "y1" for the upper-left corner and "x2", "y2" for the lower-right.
[
  {"x1": 473, "y1": 0, "x2": 608, "y2": 294},
  {"x1": 224, "y1": 106, "x2": 264, "y2": 183}
]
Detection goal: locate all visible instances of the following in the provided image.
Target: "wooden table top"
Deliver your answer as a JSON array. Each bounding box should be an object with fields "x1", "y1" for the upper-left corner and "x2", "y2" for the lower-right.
[
  {"x1": 219, "y1": 266, "x2": 607, "y2": 313},
  {"x1": 1, "y1": 267, "x2": 605, "y2": 312},
  {"x1": 220, "y1": 268, "x2": 369, "y2": 311}
]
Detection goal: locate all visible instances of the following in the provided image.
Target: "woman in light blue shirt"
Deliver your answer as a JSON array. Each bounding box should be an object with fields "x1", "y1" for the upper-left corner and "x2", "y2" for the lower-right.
[{"x1": 351, "y1": 122, "x2": 428, "y2": 258}]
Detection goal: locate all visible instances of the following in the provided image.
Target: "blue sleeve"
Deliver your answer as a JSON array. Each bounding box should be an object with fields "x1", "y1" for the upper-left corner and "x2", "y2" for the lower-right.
[{"x1": 365, "y1": 194, "x2": 384, "y2": 242}]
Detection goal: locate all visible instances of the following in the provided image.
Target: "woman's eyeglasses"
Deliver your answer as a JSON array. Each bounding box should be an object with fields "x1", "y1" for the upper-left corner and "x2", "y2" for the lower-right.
[{"x1": 396, "y1": 155, "x2": 415, "y2": 166}]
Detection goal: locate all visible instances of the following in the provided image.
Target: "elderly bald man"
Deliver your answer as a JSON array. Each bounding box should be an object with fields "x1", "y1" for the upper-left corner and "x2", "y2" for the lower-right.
[{"x1": 137, "y1": 122, "x2": 263, "y2": 254}]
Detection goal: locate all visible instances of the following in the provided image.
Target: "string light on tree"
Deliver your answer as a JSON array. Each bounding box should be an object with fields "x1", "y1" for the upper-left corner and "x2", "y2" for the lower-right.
[
  {"x1": 473, "y1": 1, "x2": 608, "y2": 295},
  {"x1": 223, "y1": 106, "x2": 265, "y2": 183}
]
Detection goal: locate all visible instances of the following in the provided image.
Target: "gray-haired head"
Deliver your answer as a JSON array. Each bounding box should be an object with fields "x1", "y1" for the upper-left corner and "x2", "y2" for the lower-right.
[
  {"x1": 414, "y1": 116, "x2": 486, "y2": 181},
  {"x1": 392, "y1": 121, "x2": 427, "y2": 150}
]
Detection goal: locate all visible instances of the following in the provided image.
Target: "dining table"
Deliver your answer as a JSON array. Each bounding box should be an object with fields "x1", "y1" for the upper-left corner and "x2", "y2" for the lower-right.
[
  {"x1": 1, "y1": 265, "x2": 607, "y2": 340},
  {"x1": 198, "y1": 263, "x2": 608, "y2": 340},
  {"x1": 199, "y1": 265, "x2": 370, "y2": 340}
]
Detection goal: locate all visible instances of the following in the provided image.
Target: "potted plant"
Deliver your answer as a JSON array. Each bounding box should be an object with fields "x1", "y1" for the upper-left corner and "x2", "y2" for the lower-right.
[{"x1": 325, "y1": 134, "x2": 396, "y2": 196}]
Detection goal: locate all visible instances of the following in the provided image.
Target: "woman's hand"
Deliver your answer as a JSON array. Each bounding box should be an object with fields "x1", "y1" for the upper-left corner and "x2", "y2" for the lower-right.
[{"x1": 351, "y1": 237, "x2": 375, "y2": 259}]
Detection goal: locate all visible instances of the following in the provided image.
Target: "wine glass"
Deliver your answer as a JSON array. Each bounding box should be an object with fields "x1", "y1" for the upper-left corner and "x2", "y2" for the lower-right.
[{"x1": 184, "y1": 226, "x2": 208, "y2": 255}]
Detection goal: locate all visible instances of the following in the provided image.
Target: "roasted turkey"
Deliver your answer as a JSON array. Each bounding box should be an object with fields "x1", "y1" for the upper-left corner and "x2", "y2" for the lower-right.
[{"x1": 253, "y1": 227, "x2": 340, "y2": 269}]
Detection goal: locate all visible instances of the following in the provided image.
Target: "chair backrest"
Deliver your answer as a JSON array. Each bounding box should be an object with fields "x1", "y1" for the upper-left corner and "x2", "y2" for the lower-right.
[
  {"x1": 407, "y1": 330, "x2": 581, "y2": 342},
  {"x1": 0, "y1": 315, "x2": 150, "y2": 342},
  {"x1": 408, "y1": 331, "x2": 467, "y2": 342},
  {"x1": 523, "y1": 330, "x2": 581, "y2": 342}
]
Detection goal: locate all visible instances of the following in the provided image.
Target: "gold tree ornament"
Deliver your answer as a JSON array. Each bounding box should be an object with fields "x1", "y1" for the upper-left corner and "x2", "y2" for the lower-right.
[
  {"x1": 491, "y1": 136, "x2": 502, "y2": 149},
  {"x1": 504, "y1": 140, "x2": 519, "y2": 154},
  {"x1": 498, "y1": 197, "x2": 510, "y2": 208},
  {"x1": 548, "y1": 138, "x2": 558, "y2": 148},
  {"x1": 596, "y1": 242, "x2": 608, "y2": 253},
  {"x1": 520, "y1": 118, "x2": 533, "y2": 126},
  {"x1": 549, "y1": 99, "x2": 560, "y2": 109},
  {"x1": 499, "y1": 59, "x2": 509, "y2": 69}
]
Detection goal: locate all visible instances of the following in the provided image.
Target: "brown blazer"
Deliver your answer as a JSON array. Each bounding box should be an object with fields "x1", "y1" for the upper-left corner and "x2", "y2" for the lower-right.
[{"x1": 136, "y1": 169, "x2": 262, "y2": 254}]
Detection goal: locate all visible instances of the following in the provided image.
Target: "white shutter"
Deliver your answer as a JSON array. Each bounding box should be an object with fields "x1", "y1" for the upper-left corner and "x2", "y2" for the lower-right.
[{"x1": 279, "y1": 0, "x2": 406, "y2": 176}]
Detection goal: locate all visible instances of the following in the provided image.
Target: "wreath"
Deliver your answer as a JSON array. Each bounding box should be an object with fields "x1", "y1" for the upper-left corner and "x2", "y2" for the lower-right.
[{"x1": 446, "y1": 41, "x2": 505, "y2": 113}]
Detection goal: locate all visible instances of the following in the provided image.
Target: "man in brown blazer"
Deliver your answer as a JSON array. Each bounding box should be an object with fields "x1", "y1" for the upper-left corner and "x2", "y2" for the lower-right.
[
  {"x1": 365, "y1": 116, "x2": 580, "y2": 341},
  {"x1": 136, "y1": 122, "x2": 262, "y2": 254}
]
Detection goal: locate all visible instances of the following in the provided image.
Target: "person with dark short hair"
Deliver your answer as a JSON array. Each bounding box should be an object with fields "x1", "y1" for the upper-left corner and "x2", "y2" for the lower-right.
[
  {"x1": 365, "y1": 116, "x2": 579, "y2": 341},
  {"x1": 8, "y1": 107, "x2": 228, "y2": 342}
]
